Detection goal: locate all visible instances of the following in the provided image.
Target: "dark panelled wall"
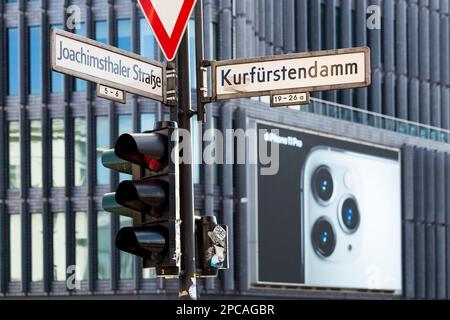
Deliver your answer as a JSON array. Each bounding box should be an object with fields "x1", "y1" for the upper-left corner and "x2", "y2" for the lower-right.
[
  {"x1": 229, "y1": 1, "x2": 450, "y2": 129},
  {"x1": 402, "y1": 144, "x2": 449, "y2": 299}
]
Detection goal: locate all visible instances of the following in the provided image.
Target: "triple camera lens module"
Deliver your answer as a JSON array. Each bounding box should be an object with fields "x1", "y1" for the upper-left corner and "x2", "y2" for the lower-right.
[
  {"x1": 311, "y1": 166, "x2": 361, "y2": 258},
  {"x1": 311, "y1": 218, "x2": 336, "y2": 257},
  {"x1": 312, "y1": 166, "x2": 333, "y2": 202},
  {"x1": 340, "y1": 198, "x2": 360, "y2": 233}
]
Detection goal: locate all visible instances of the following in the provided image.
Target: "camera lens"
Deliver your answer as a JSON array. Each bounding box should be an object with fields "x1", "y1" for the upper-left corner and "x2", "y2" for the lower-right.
[
  {"x1": 312, "y1": 166, "x2": 334, "y2": 202},
  {"x1": 311, "y1": 218, "x2": 336, "y2": 257},
  {"x1": 341, "y1": 198, "x2": 360, "y2": 232}
]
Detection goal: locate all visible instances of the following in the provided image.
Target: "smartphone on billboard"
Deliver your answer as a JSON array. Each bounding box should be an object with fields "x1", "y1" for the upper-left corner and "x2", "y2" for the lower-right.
[
  {"x1": 301, "y1": 147, "x2": 402, "y2": 291},
  {"x1": 254, "y1": 121, "x2": 402, "y2": 293}
]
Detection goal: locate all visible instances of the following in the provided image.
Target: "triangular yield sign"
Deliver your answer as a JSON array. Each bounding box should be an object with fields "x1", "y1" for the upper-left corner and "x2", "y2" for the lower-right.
[{"x1": 138, "y1": 0, "x2": 197, "y2": 61}]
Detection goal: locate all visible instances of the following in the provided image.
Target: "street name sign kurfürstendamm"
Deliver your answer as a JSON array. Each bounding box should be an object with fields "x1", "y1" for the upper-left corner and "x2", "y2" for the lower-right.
[
  {"x1": 51, "y1": 29, "x2": 165, "y2": 102},
  {"x1": 210, "y1": 47, "x2": 371, "y2": 101}
]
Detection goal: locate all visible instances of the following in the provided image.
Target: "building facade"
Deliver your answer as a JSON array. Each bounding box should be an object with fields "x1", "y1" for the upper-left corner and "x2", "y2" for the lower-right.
[{"x1": 0, "y1": 0, "x2": 449, "y2": 299}]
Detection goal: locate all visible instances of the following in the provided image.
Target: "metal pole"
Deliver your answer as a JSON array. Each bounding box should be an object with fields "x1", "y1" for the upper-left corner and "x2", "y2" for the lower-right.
[
  {"x1": 195, "y1": 0, "x2": 205, "y2": 122},
  {"x1": 177, "y1": 26, "x2": 197, "y2": 300}
]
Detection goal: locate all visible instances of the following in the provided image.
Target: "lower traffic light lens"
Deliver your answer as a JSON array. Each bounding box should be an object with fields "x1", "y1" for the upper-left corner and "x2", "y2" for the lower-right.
[{"x1": 116, "y1": 226, "x2": 167, "y2": 258}]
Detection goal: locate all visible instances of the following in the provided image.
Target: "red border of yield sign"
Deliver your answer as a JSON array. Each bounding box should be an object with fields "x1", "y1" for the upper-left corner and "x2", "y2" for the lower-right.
[{"x1": 138, "y1": 0, "x2": 197, "y2": 61}]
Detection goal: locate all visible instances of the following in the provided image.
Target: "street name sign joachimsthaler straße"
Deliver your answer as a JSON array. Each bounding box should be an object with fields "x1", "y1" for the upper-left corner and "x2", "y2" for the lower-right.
[
  {"x1": 51, "y1": 28, "x2": 165, "y2": 102},
  {"x1": 210, "y1": 47, "x2": 371, "y2": 101}
]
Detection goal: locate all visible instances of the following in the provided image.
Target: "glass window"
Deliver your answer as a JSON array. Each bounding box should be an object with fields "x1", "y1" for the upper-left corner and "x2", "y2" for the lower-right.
[
  {"x1": 6, "y1": 0, "x2": 18, "y2": 3},
  {"x1": 118, "y1": 114, "x2": 132, "y2": 135},
  {"x1": 97, "y1": 211, "x2": 111, "y2": 280},
  {"x1": 192, "y1": 115, "x2": 201, "y2": 184},
  {"x1": 74, "y1": 23, "x2": 86, "y2": 91},
  {"x1": 211, "y1": 22, "x2": 218, "y2": 60},
  {"x1": 29, "y1": 26, "x2": 41, "y2": 94},
  {"x1": 31, "y1": 213, "x2": 43, "y2": 282},
  {"x1": 7, "y1": 28, "x2": 19, "y2": 96},
  {"x1": 118, "y1": 115, "x2": 132, "y2": 182},
  {"x1": 74, "y1": 118, "x2": 87, "y2": 186},
  {"x1": 140, "y1": 113, "x2": 156, "y2": 132},
  {"x1": 117, "y1": 19, "x2": 131, "y2": 51},
  {"x1": 8, "y1": 121, "x2": 20, "y2": 189},
  {"x1": 163, "y1": 113, "x2": 170, "y2": 121},
  {"x1": 336, "y1": 7, "x2": 341, "y2": 49},
  {"x1": 352, "y1": 10, "x2": 357, "y2": 48},
  {"x1": 211, "y1": 116, "x2": 220, "y2": 185},
  {"x1": 10, "y1": 214, "x2": 21, "y2": 282},
  {"x1": 52, "y1": 119, "x2": 65, "y2": 187},
  {"x1": 53, "y1": 212, "x2": 66, "y2": 281},
  {"x1": 75, "y1": 212, "x2": 88, "y2": 281},
  {"x1": 51, "y1": 24, "x2": 64, "y2": 93},
  {"x1": 119, "y1": 216, "x2": 133, "y2": 279},
  {"x1": 30, "y1": 120, "x2": 42, "y2": 188},
  {"x1": 140, "y1": 18, "x2": 155, "y2": 59},
  {"x1": 96, "y1": 116, "x2": 110, "y2": 185},
  {"x1": 188, "y1": 20, "x2": 196, "y2": 88},
  {"x1": 95, "y1": 21, "x2": 108, "y2": 44},
  {"x1": 320, "y1": 3, "x2": 326, "y2": 50}
]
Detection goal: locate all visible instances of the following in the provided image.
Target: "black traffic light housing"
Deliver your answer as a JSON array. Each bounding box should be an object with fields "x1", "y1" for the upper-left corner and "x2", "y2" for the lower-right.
[{"x1": 102, "y1": 121, "x2": 180, "y2": 278}]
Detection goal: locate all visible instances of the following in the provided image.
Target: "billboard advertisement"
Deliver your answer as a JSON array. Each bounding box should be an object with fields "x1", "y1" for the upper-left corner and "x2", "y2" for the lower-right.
[{"x1": 252, "y1": 121, "x2": 402, "y2": 293}]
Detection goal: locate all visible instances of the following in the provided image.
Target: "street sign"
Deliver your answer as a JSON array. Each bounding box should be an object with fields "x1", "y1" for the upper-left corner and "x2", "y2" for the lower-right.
[
  {"x1": 208, "y1": 47, "x2": 371, "y2": 101},
  {"x1": 51, "y1": 29, "x2": 165, "y2": 102},
  {"x1": 97, "y1": 84, "x2": 126, "y2": 104},
  {"x1": 271, "y1": 92, "x2": 310, "y2": 107},
  {"x1": 138, "y1": 0, "x2": 197, "y2": 61}
]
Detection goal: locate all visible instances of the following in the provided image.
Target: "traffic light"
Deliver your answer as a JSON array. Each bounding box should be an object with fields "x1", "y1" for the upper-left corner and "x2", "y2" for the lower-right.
[
  {"x1": 195, "y1": 216, "x2": 229, "y2": 277},
  {"x1": 102, "y1": 121, "x2": 180, "y2": 277}
]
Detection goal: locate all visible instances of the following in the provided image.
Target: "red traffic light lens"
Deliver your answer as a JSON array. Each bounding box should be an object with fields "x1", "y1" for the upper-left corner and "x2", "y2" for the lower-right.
[{"x1": 144, "y1": 155, "x2": 162, "y2": 171}]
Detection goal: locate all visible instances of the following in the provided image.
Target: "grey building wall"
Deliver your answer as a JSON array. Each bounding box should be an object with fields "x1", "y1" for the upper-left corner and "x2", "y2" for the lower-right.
[{"x1": 0, "y1": 0, "x2": 449, "y2": 299}]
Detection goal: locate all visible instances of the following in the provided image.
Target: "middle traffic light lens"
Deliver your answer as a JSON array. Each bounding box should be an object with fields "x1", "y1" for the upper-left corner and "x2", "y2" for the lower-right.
[{"x1": 115, "y1": 179, "x2": 167, "y2": 211}]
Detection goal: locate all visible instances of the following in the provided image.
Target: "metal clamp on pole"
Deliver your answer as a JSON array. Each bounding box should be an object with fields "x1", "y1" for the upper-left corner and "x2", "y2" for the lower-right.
[
  {"x1": 200, "y1": 60, "x2": 215, "y2": 104},
  {"x1": 165, "y1": 62, "x2": 178, "y2": 106},
  {"x1": 200, "y1": 66, "x2": 208, "y2": 96},
  {"x1": 200, "y1": 60, "x2": 216, "y2": 104}
]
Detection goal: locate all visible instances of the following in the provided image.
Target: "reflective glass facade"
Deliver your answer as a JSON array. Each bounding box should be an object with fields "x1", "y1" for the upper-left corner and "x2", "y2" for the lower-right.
[
  {"x1": 7, "y1": 28, "x2": 19, "y2": 96},
  {"x1": 52, "y1": 119, "x2": 65, "y2": 187},
  {"x1": 29, "y1": 26, "x2": 41, "y2": 95}
]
